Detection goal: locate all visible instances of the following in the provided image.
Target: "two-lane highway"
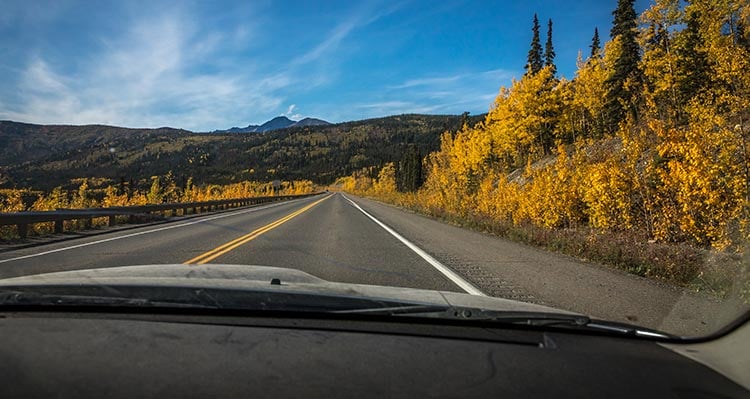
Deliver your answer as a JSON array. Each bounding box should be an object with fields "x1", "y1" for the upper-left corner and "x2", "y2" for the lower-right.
[
  {"x1": 0, "y1": 192, "x2": 745, "y2": 336},
  {"x1": 0, "y1": 193, "x2": 470, "y2": 294}
]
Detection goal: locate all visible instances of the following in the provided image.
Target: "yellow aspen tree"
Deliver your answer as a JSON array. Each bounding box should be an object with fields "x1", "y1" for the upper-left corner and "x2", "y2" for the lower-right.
[
  {"x1": 102, "y1": 185, "x2": 130, "y2": 207},
  {"x1": 373, "y1": 163, "x2": 397, "y2": 198},
  {"x1": 639, "y1": 0, "x2": 682, "y2": 122},
  {"x1": 0, "y1": 190, "x2": 26, "y2": 213}
]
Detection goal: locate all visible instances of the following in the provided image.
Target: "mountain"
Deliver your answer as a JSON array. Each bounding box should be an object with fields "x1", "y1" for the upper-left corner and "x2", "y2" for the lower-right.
[
  {"x1": 0, "y1": 113, "x2": 485, "y2": 190},
  {"x1": 291, "y1": 118, "x2": 331, "y2": 128},
  {"x1": 256, "y1": 116, "x2": 295, "y2": 132},
  {"x1": 212, "y1": 116, "x2": 330, "y2": 134},
  {"x1": 221, "y1": 124, "x2": 260, "y2": 133}
]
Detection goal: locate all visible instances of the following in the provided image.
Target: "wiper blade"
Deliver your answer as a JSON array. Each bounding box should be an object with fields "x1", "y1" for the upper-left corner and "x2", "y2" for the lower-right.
[
  {"x1": 331, "y1": 306, "x2": 590, "y2": 324},
  {"x1": 0, "y1": 288, "x2": 676, "y2": 339},
  {"x1": 0, "y1": 290, "x2": 218, "y2": 310},
  {"x1": 331, "y1": 304, "x2": 449, "y2": 316},
  {"x1": 336, "y1": 306, "x2": 675, "y2": 339},
  {"x1": 457, "y1": 309, "x2": 675, "y2": 338}
]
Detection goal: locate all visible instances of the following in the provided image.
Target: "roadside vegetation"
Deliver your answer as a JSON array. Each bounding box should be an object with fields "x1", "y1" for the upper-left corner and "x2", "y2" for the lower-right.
[
  {"x1": 0, "y1": 177, "x2": 315, "y2": 240},
  {"x1": 337, "y1": 0, "x2": 750, "y2": 298}
]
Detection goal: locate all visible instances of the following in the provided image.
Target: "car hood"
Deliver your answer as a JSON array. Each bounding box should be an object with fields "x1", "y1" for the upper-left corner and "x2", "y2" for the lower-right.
[{"x1": 0, "y1": 264, "x2": 577, "y2": 315}]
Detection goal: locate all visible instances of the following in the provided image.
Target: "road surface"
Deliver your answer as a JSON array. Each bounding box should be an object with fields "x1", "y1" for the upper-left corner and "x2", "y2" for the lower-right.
[{"x1": 0, "y1": 192, "x2": 745, "y2": 336}]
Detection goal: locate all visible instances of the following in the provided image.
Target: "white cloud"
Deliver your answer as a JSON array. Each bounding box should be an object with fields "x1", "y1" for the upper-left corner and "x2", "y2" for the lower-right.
[
  {"x1": 373, "y1": 68, "x2": 513, "y2": 116},
  {"x1": 24, "y1": 60, "x2": 68, "y2": 92},
  {"x1": 280, "y1": 104, "x2": 304, "y2": 120},
  {"x1": 0, "y1": 10, "x2": 289, "y2": 131},
  {"x1": 292, "y1": 19, "x2": 358, "y2": 66},
  {"x1": 283, "y1": 104, "x2": 297, "y2": 116},
  {"x1": 0, "y1": 1, "x2": 408, "y2": 129},
  {"x1": 290, "y1": 1, "x2": 405, "y2": 67},
  {"x1": 388, "y1": 75, "x2": 464, "y2": 90},
  {"x1": 389, "y1": 69, "x2": 513, "y2": 91},
  {"x1": 357, "y1": 101, "x2": 412, "y2": 109},
  {"x1": 356, "y1": 101, "x2": 441, "y2": 115}
]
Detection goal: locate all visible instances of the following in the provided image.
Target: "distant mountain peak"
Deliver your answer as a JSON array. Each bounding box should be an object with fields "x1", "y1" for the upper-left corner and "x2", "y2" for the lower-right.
[
  {"x1": 293, "y1": 117, "x2": 331, "y2": 127},
  {"x1": 270, "y1": 116, "x2": 293, "y2": 122},
  {"x1": 212, "y1": 116, "x2": 330, "y2": 134},
  {"x1": 257, "y1": 116, "x2": 295, "y2": 132}
]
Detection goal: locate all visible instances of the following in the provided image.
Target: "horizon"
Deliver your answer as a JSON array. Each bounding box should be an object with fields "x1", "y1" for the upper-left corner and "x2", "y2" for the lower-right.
[
  {"x1": 1, "y1": 0, "x2": 648, "y2": 131},
  {"x1": 2, "y1": 111, "x2": 483, "y2": 132}
]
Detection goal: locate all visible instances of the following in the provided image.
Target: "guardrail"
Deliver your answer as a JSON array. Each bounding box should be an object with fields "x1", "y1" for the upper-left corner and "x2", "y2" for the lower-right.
[{"x1": 0, "y1": 192, "x2": 322, "y2": 239}]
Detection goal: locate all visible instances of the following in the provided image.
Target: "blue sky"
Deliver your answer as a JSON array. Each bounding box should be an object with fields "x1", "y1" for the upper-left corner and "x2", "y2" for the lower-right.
[{"x1": 0, "y1": 0, "x2": 650, "y2": 131}]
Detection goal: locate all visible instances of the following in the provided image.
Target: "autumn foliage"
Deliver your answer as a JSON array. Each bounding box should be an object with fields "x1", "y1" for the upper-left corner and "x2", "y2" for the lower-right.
[
  {"x1": 1, "y1": 178, "x2": 315, "y2": 238},
  {"x1": 339, "y1": 0, "x2": 750, "y2": 287}
]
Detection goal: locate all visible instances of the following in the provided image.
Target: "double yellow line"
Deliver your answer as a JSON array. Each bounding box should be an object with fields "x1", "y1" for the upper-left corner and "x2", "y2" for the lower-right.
[{"x1": 184, "y1": 195, "x2": 332, "y2": 265}]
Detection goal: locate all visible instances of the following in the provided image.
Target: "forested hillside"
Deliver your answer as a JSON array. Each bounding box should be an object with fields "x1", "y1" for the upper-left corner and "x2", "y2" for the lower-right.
[
  {"x1": 339, "y1": 0, "x2": 750, "y2": 286},
  {"x1": 0, "y1": 113, "x2": 482, "y2": 191}
]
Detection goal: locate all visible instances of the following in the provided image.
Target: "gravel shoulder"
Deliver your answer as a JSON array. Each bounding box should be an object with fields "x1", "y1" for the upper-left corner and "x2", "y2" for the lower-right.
[{"x1": 347, "y1": 194, "x2": 748, "y2": 337}]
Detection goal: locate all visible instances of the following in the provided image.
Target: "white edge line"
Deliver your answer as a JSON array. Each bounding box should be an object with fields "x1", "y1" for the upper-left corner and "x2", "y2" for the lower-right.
[
  {"x1": 341, "y1": 194, "x2": 486, "y2": 296},
  {"x1": 0, "y1": 196, "x2": 319, "y2": 265}
]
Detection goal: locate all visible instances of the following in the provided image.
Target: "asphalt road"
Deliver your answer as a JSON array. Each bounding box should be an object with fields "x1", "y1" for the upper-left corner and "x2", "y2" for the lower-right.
[{"x1": 0, "y1": 192, "x2": 746, "y2": 336}]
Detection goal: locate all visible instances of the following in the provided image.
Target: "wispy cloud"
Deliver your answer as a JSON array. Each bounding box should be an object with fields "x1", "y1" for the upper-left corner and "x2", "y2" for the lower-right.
[
  {"x1": 281, "y1": 104, "x2": 303, "y2": 120},
  {"x1": 357, "y1": 101, "x2": 414, "y2": 109},
  {"x1": 292, "y1": 19, "x2": 359, "y2": 66},
  {"x1": 356, "y1": 101, "x2": 441, "y2": 115},
  {"x1": 292, "y1": 1, "x2": 406, "y2": 66},
  {"x1": 369, "y1": 68, "x2": 513, "y2": 117},
  {"x1": 0, "y1": 1, "x2": 512, "y2": 129},
  {"x1": 389, "y1": 69, "x2": 513, "y2": 90},
  {"x1": 388, "y1": 74, "x2": 465, "y2": 90},
  {"x1": 0, "y1": 7, "x2": 287, "y2": 131}
]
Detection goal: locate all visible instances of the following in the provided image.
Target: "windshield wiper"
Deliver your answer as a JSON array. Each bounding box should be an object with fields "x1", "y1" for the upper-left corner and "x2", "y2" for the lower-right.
[
  {"x1": 335, "y1": 306, "x2": 675, "y2": 339},
  {"x1": 335, "y1": 306, "x2": 589, "y2": 325},
  {"x1": 330, "y1": 304, "x2": 450, "y2": 315},
  {"x1": 0, "y1": 290, "x2": 219, "y2": 310},
  {"x1": 0, "y1": 288, "x2": 675, "y2": 339}
]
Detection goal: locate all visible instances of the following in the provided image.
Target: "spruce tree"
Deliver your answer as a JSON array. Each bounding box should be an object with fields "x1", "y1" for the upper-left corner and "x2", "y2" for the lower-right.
[
  {"x1": 396, "y1": 145, "x2": 423, "y2": 192},
  {"x1": 544, "y1": 18, "x2": 556, "y2": 75},
  {"x1": 604, "y1": 0, "x2": 641, "y2": 131},
  {"x1": 590, "y1": 27, "x2": 601, "y2": 58},
  {"x1": 675, "y1": 9, "x2": 710, "y2": 107},
  {"x1": 460, "y1": 111, "x2": 470, "y2": 129},
  {"x1": 525, "y1": 14, "x2": 544, "y2": 75}
]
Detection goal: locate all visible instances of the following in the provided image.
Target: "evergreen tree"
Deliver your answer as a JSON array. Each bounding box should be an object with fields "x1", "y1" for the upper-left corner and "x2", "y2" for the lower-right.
[
  {"x1": 590, "y1": 27, "x2": 601, "y2": 58},
  {"x1": 544, "y1": 18, "x2": 556, "y2": 75},
  {"x1": 674, "y1": 8, "x2": 710, "y2": 108},
  {"x1": 610, "y1": 0, "x2": 638, "y2": 38},
  {"x1": 525, "y1": 14, "x2": 544, "y2": 75},
  {"x1": 604, "y1": 0, "x2": 641, "y2": 130},
  {"x1": 460, "y1": 111, "x2": 470, "y2": 130},
  {"x1": 396, "y1": 145, "x2": 423, "y2": 192}
]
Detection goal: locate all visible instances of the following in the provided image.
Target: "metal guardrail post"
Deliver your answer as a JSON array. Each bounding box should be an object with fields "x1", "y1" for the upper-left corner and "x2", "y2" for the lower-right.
[{"x1": 17, "y1": 223, "x2": 28, "y2": 239}]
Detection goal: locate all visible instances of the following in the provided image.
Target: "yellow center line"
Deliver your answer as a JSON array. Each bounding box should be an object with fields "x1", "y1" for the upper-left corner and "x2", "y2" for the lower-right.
[{"x1": 183, "y1": 195, "x2": 332, "y2": 265}]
